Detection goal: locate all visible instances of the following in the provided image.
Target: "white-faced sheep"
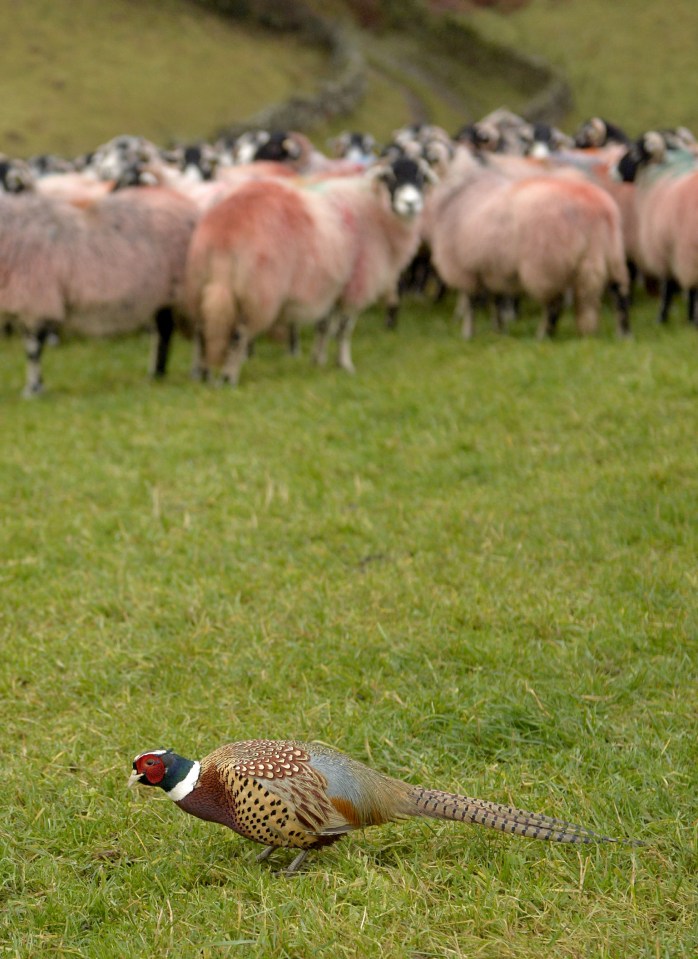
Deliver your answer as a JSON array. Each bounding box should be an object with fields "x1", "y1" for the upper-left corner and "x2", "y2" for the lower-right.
[
  {"x1": 184, "y1": 155, "x2": 432, "y2": 385},
  {"x1": 424, "y1": 148, "x2": 630, "y2": 338},
  {"x1": 0, "y1": 186, "x2": 198, "y2": 395},
  {"x1": 617, "y1": 131, "x2": 698, "y2": 324}
]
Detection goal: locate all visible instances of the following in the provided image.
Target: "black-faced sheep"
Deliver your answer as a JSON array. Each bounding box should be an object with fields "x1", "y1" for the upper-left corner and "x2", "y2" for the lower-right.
[
  {"x1": 184, "y1": 156, "x2": 432, "y2": 385},
  {"x1": 617, "y1": 131, "x2": 698, "y2": 324}
]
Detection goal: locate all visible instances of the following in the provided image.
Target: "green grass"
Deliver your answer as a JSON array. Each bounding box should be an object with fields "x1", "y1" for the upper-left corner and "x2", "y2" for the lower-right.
[
  {"x1": 1, "y1": 292, "x2": 696, "y2": 957},
  {"x1": 6, "y1": 0, "x2": 698, "y2": 164},
  {"x1": 470, "y1": 0, "x2": 698, "y2": 134},
  {"x1": 0, "y1": 0, "x2": 327, "y2": 156},
  {"x1": 0, "y1": 0, "x2": 560, "y2": 159}
]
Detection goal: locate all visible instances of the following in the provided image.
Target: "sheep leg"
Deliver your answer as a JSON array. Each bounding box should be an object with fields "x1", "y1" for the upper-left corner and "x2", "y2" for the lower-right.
[
  {"x1": 429, "y1": 269, "x2": 447, "y2": 304},
  {"x1": 312, "y1": 316, "x2": 334, "y2": 366},
  {"x1": 336, "y1": 312, "x2": 357, "y2": 373},
  {"x1": 288, "y1": 323, "x2": 300, "y2": 356},
  {"x1": 190, "y1": 332, "x2": 209, "y2": 381},
  {"x1": 454, "y1": 291, "x2": 474, "y2": 340},
  {"x1": 537, "y1": 295, "x2": 564, "y2": 339},
  {"x1": 627, "y1": 260, "x2": 638, "y2": 306},
  {"x1": 385, "y1": 278, "x2": 400, "y2": 330},
  {"x1": 494, "y1": 293, "x2": 518, "y2": 333},
  {"x1": 220, "y1": 327, "x2": 249, "y2": 386},
  {"x1": 574, "y1": 297, "x2": 600, "y2": 336},
  {"x1": 22, "y1": 326, "x2": 50, "y2": 398},
  {"x1": 657, "y1": 277, "x2": 679, "y2": 324},
  {"x1": 688, "y1": 287, "x2": 698, "y2": 326},
  {"x1": 150, "y1": 307, "x2": 175, "y2": 378},
  {"x1": 492, "y1": 294, "x2": 517, "y2": 332},
  {"x1": 609, "y1": 282, "x2": 631, "y2": 337}
]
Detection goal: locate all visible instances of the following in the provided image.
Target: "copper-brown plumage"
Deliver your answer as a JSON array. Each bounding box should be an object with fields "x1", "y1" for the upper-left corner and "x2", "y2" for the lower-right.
[{"x1": 129, "y1": 739, "x2": 639, "y2": 873}]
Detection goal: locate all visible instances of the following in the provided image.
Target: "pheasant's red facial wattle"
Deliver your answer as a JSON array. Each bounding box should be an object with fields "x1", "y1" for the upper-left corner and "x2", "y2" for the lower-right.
[{"x1": 136, "y1": 754, "x2": 166, "y2": 785}]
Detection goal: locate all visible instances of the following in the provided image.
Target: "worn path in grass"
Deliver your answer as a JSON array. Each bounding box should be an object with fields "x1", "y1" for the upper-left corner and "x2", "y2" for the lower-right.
[{"x1": 1, "y1": 295, "x2": 696, "y2": 957}]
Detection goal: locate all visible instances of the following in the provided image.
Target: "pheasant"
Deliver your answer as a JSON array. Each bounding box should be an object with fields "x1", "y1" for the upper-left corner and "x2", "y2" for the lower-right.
[{"x1": 128, "y1": 739, "x2": 639, "y2": 874}]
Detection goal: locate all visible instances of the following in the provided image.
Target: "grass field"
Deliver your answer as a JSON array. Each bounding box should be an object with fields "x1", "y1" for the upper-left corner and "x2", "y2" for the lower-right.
[
  {"x1": 0, "y1": 0, "x2": 328, "y2": 156},
  {"x1": 1, "y1": 291, "x2": 696, "y2": 957},
  {"x1": 470, "y1": 0, "x2": 698, "y2": 134}
]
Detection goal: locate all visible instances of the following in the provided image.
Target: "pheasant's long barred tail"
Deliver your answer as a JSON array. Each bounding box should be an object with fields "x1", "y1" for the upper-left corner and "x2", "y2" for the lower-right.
[{"x1": 407, "y1": 787, "x2": 622, "y2": 844}]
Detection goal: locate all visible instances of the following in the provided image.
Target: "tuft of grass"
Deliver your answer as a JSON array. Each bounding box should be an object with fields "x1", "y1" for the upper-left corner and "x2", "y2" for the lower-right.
[
  {"x1": 1, "y1": 290, "x2": 696, "y2": 957},
  {"x1": 470, "y1": 0, "x2": 698, "y2": 133}
]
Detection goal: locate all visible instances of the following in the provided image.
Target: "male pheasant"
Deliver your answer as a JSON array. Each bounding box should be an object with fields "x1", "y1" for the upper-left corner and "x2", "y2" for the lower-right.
[{"x1": 128, "y1": 739, "x2": 637, "y2": 873}]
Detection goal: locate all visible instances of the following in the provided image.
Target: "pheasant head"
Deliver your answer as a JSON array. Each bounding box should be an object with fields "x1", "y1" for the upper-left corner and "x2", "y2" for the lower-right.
[{"x1": 128, "y1": 749, "x2": 201, "y2": 801}]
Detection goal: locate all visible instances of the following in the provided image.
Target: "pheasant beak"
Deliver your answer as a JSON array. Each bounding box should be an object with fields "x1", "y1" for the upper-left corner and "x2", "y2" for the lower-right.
[{"x1": 127, "y1": 768, "x2": 144, "y2": 789}]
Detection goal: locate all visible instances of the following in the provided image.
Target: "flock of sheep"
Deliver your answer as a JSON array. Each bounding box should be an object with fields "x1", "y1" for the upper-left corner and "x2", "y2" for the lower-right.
[{"x1": 1, "y1": 108, "x2": 696, "y2": 396}]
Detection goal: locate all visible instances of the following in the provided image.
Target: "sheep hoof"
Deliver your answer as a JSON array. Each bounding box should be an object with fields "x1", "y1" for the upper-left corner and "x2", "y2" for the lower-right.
[{"x1": 22, "y1": 383, "x2": 44, "y2": 399}]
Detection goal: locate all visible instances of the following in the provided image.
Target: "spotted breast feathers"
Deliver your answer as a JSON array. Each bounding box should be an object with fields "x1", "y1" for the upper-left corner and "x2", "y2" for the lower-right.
[{"x1": 202, "y1": 740, "x2": 353, "y2": 849}]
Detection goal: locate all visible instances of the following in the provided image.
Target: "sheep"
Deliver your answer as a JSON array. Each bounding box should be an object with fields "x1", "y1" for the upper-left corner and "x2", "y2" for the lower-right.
[
  {"x1": 34, "y1": 171, "x2": 116, "y2": 205},
  {"x1": 378, "y1": 133, "x2": 456, "y2": 326},
  {"x1": 574, "y1": 117, "x2": 631, "y2": 149},
  {"x1": 0, "y1": 157, "x2": 34, "y2": 194},
  {"x1": 453, "y1": 113, "x2": 573, "y2": 159},
  {"x1": 328, "y1": 131, "x2": 377, "y2": 166},
  {"x1": 617, "y1": 131, "x2": 698, "y2": 324},
  {"x1": 456, "y1": 109, "x2": 536, "y2": 156},
  {"x1": 0, "y1": 186, "x2": 198, "y2": 395},
  {"x1": 239, "y1": 129, "x2": 365, "y2": 176},
  {"x1": 527, "y1": 143, "x2": 642, "y2": 295},
  {"x1": 226, "y1": 129, "x2": 316, "y2": 171},
  {"x1": 27, "y1": 154, "x2": 75, "y2": 176},
  {"x1": 89, "y1": 134, "x2": 161, "y2": 180},
  {"x1": 184, "y1": 155, "x2": 432, "y2": 385},
  {"x1": 424, "y1": 148, "x2": 630, "y2": 339},
  {"x1": 164, "y1": 142, "x2": 220, "y2": 182},
  {"x1": 29, "y1": 136, "x2": 161, "y2": 206}
]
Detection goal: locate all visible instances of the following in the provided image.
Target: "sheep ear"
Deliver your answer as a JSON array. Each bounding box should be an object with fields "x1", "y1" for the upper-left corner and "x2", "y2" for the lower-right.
[
  {"x1": 643, "y1": 131, "x2": 666, "y2": 161},
  {"x1": 419, "y1": 158, "x2": 440, "y2": 184},
  {"x1": 282, "y1": 137, "x2": 302, "y2": 160},
  {"x1": 366, "y1": 161, "x2": 391, "y2": 183}
]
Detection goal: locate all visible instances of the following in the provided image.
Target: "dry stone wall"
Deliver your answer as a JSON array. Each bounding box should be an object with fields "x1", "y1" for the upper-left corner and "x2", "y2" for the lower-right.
[{"x1": 195, "y1": 0, "x2": 572, "y2": 135}]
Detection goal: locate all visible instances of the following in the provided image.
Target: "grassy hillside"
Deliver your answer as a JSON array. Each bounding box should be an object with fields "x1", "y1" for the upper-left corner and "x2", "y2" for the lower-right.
[
  {"x1": 3, "y1": 0, "x2": 698, "y2": 156},
  {"x1": 0, "y1": 0, "x2": 327, "y2": 156},
  {"x1": 471, "y1": 0, "x2": 698, "y2": 134},
  {"x1": 1, "y1": 294, "x2": 696, "y2": 957},
  {"x1": 0, "y1": 0, "x2": 549, "y2": 156}
]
